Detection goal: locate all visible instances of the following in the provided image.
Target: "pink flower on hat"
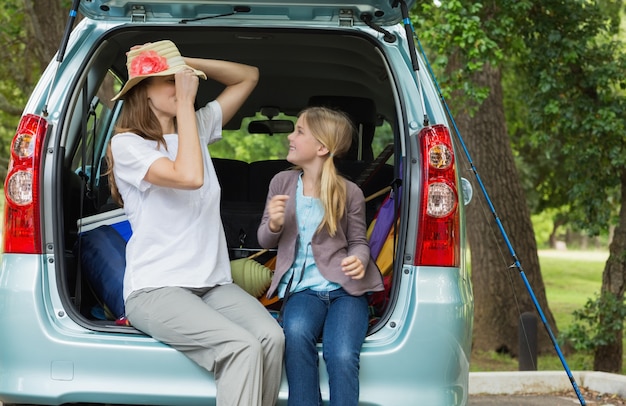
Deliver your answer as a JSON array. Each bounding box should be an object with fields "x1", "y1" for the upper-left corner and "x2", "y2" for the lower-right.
[{"x1": 130, "y1": 50, "x2": 169, "y2": 78}]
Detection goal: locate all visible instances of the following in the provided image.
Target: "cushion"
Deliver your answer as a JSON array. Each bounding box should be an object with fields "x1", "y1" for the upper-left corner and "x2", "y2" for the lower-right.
[
  {"x1": 73, "y1": 224, "x2": 127, "y2": 319},
  {"x1": 230, "y1": 257, "x2": 273, "y2": 298}
]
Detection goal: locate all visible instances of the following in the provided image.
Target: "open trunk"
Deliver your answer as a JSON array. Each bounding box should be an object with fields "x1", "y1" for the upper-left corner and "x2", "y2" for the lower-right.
[{"x1": 56, "y1": 25, "x2": 401, "y2": 333}]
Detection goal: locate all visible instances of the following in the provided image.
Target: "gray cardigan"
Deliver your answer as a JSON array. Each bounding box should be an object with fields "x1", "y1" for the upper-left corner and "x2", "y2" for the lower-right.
[{"x1": 258, "y1": 170, "x2": 384, "y2": 298}]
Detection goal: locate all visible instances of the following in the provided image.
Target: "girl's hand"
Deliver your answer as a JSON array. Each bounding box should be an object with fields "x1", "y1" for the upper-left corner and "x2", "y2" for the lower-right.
[
  {"x1": 341, "y1": 255, "x2": 365, "y2": 280},
  {"x1": 268, "y1": 195, "x2": 289, "y2": 232}
]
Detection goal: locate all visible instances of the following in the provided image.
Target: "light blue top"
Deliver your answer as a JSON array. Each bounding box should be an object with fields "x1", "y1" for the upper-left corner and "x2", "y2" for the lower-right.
[{"x1": 278, "y1": 174, "x2": 341, "y2": 297}]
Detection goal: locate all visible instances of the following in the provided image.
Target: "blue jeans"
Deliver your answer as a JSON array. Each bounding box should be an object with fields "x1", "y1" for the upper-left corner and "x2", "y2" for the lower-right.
[{"x1": 282, "y1": 288, "x2": 369, "y2": 406}]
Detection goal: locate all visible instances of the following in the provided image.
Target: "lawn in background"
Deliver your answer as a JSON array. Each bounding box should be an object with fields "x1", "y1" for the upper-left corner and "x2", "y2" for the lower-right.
[
  {"x1": 540, "y1": 250, "x2": 608, "y2": 328},
  {"x1": 470, "y1": 249, "x2": 625, "y2": 373}
]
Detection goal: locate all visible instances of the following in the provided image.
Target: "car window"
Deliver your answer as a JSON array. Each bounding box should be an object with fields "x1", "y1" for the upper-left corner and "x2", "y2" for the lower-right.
[
  {"x1": 210, "y1": 113, "x2": 293, "y2": 162},
  {"x1": 70, "y1": 72, "x2": 121, "y2": 186},
  {"x1": 211, "y1": 114, "x2": 394, "y2": 164}
]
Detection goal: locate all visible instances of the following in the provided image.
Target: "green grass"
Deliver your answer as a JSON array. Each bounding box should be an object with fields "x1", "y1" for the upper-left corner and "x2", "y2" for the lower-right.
[
  {"x1": 541, "y1": 251, "x2": 606, "y2": 328},
  {"x1": 471, "y1": 249, "x2": 626, "y2": 373}
]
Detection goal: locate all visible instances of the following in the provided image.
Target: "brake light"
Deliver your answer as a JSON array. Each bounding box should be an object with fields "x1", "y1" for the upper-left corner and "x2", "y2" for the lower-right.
[
  {"x1": 415, "y1": 124, "x2": 460, "y2": 267},
  {"x1": 3, "y1": 114, "x2": 47, "y2": 254}
]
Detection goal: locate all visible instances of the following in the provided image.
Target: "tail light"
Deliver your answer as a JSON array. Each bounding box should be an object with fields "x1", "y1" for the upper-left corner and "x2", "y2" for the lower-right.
[
  {"x1": 3, "y1": 114, "x2": 48, "y2": 254},
  {"x1": 415, "y1": 124, "x2": 460, "y2": 267}
]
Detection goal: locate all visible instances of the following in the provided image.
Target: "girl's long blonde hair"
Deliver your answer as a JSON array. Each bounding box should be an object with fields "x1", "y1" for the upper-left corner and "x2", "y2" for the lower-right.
[
  {"x1": 105, "y1": 78, "x2": 166, "y2": 206},
  {"x1": 300, "y1": 106, "x2": 354, "y2": 237}
]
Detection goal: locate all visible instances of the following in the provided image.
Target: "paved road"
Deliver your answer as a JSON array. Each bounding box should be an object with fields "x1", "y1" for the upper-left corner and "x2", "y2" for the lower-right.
[
  {"x1": 0, "y1": 397, "x2": 597, "y2": 406},
  {"x1": 470, "y1": 394, "x2": 598, "y2": 405},
  {"x1": 0, "y1": 394, "x2": 593, "y2": 406}
]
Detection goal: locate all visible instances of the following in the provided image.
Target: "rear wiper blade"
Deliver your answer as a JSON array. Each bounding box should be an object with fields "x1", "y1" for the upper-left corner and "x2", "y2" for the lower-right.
[{"x1": 180, "y1": 6, "x2": 250, "y2": 24}]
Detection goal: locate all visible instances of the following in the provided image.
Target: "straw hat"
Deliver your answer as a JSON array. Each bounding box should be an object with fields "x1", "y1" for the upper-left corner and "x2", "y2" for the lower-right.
[{"x1": 111, "y1": 40, "x2": 207, "y2": 101}]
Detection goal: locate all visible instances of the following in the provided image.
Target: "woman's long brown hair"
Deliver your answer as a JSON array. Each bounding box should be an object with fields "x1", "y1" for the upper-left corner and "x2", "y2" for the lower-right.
[{"x1": 105, "y1": 79, "x2": 165, "y2": 206}]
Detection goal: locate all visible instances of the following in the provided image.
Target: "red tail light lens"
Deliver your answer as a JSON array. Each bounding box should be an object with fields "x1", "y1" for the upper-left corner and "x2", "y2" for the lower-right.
[
  {"x1": 3, "y1": 114, "x2": 47, "y2": 254},
  {"x1": 415, "y1": 124, "x2": 460, "y2": 267}
]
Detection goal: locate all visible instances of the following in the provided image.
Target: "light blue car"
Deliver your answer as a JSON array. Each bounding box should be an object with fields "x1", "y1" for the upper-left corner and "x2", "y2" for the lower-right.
[{"x1": 0, "y1": 1, "x2": 473, "y2": 405}]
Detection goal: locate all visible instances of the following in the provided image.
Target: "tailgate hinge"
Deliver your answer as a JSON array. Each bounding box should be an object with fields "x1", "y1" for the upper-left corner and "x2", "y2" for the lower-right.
[
  {"x1": 339, "y1": 9, "x2": 354, "y2": 27},
  {"x1": 131, "y1": 5, "x2": 146, "y2": 23}
]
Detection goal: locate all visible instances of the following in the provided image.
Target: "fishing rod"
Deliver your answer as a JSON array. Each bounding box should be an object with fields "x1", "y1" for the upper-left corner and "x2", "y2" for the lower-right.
[{"x1": 395, "y1": 1, "x2": 587, "y2": 405}]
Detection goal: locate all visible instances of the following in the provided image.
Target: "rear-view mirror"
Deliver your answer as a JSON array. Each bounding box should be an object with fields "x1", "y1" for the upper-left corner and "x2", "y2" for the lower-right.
[{"x1": 248, "y1": 120, "x2": 294, "y2": 135}]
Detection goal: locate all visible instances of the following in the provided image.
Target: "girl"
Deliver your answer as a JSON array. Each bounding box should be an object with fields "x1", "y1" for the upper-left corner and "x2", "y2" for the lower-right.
[
  {"x1": 108, "y1": 40, "x2": 284, "y2": 406},
  {"x1": 258, "y1": 106, "x2": 384, "y2": 406}
]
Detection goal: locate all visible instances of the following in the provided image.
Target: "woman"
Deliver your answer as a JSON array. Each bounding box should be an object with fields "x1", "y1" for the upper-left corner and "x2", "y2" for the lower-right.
[
  {"x1": 257, "y1": 106, "x2": 384, "y2": 406},
  {"x1": 108, "y1": 40, "x2": 284, "y2": 406}
]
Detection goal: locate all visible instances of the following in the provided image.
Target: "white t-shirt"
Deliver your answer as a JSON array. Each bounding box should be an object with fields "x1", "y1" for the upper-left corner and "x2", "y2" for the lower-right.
[{"x1": 111, "y1": 101, "x2": 232, "y2": 301}]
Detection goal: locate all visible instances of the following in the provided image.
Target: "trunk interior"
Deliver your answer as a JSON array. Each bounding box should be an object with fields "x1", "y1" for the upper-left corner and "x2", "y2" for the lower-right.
[{"x1": 57, "y1": 26, "x2": 402, "y2": 333}]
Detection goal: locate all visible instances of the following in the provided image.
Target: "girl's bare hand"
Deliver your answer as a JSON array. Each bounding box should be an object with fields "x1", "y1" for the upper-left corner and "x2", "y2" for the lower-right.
[
  {"x1": 268, "y1": 195, "x2": 289, "y2": 232},
  {"x1": 341, "y1": 255, "x2": 365, "y2": 280}
]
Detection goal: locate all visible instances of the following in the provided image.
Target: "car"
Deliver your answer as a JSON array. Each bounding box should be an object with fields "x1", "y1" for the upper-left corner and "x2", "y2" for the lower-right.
[{"x1": 0, "y1": 1, "x2": 474, "y2": 405}]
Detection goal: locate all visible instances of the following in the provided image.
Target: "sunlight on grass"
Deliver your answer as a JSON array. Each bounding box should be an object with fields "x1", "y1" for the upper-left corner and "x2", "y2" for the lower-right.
[
  {"x1": 470, "y1": 350, "x2": 519, "y2": 372},
  {"x1": 540, "y1": 251, "x2": 606, "y2": 329},
  {"x1": 537, "y1": 351, "x2": 596, "y2": 372}
]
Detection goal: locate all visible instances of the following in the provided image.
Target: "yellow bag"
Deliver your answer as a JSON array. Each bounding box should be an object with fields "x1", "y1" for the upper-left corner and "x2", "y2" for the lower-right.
[{"x1": 367, "y1": 219, "x2": 398, "y2": 277}]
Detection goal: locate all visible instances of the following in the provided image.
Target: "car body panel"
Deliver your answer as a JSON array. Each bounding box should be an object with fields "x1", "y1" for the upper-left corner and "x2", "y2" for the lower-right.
[{"x1": 80, "y1": 0, "x2": 416, "y2": 25}]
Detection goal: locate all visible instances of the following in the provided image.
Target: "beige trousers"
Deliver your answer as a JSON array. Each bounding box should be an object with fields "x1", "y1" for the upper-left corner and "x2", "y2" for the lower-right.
[{"x1": 126, "y1": 283, "x2": 285, "y2": 406}]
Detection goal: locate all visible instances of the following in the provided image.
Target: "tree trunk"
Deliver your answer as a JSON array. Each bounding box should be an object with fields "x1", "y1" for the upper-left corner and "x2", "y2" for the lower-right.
[
  {"x1": 593, "y1": 171, "x2": 626, "y2": 372},
  {"x1": 548, "y1": 217, "x2": 566, "y2": 249},
  {"x1": 0, "y1": 1, "x2": 67, "y2": 113},
  {"x1": 0, "y1": 1, "x2": 69, "y2": 158},
  {"x1": 451, "y1": 63, "x2": 557, "y2": 357},
  {"x1": 24, "y1": 0, "x2": 68, "y2": 64}
]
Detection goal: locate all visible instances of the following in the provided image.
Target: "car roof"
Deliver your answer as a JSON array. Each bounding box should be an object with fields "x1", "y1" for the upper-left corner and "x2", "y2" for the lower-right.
[{"x1": 79, "y1": 1, "x2": 416, "y2": 26}]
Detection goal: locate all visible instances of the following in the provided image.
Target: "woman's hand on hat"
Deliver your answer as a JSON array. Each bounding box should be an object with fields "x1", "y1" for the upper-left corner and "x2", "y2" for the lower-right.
[
  {"x1": 174, "y1": 69, "x2": 199, "y2": 105},
  {"x1": 341, "y1": 255, "x2": 365, "y2": 280}
]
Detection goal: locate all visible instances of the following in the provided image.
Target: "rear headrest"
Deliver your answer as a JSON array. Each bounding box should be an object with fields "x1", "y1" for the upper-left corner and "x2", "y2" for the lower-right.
[{"x1": 307, "y1": 95, "x2": 377, "y2": 162}]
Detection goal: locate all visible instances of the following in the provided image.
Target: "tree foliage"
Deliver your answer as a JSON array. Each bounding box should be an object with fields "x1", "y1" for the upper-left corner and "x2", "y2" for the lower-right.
[
  {"x1": 0, "y1": 0, "x2": 67, "y2": 178},
  {"x1": 414, "y1": 0, "x2": 530, "y2": 109},
  {"x1": 416, "y1": 0, "x2": 626, "y2": 371},
  {"x1": 514, "y1": 0, "x2": 626, "y2": 373},
  {"x1": 513, "y1": 0, "x2": 626, "y2": 234},
  {"x1": 561, "y1": 291, "x2": 626, "y2": 352},
  {"x1": 0, "y1": 0, "x2": 35, "y2": 168}
]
